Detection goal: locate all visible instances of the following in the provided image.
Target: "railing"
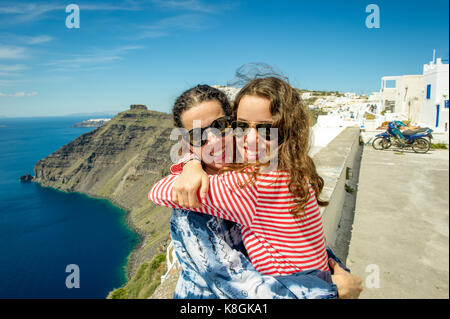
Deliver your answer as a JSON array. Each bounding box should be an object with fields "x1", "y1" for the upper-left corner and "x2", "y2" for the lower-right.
[{"x1": 160, "y1": 241, "x2": 180, "y2": 283}]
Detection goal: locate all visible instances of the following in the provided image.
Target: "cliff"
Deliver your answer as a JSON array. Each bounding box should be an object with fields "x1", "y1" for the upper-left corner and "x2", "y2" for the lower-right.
[{"x1": 32, "y1": 107, "x2": 176, "y2": 284}]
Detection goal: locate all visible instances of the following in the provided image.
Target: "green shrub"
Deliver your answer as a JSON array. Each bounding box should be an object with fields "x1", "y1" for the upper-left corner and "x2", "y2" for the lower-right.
[
  {"x1": 109, "y1": 287, "x2": 128, "y2": 299},
  {"x1": 430, "y1": 143, "x2": 448, "y2": 150},
  {"x1": 150, "y1": 253, "x2": 166, "y2": 270},
  {"x1": 345, "y1": 184, "x2": 354, "y2": 194},
  {"x1": 107, "y1": 253, "x2": 167, "y2": 299}
]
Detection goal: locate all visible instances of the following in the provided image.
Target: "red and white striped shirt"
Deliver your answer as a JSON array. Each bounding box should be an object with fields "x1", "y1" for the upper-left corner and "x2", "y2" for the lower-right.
[{"x1": 148, "y1": 165, "x2": 330, "y2": 276}]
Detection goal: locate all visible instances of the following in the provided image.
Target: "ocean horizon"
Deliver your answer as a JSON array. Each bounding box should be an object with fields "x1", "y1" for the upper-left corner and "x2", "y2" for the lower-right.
[{"x1": 0, "y1": 116, "x2": 139, "y2": 298}]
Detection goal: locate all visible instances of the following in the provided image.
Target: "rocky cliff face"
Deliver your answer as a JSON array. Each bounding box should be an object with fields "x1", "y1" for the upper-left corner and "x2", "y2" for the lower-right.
[{"x1": 33, "y1": 107, "x2": 176, "y2": 278}]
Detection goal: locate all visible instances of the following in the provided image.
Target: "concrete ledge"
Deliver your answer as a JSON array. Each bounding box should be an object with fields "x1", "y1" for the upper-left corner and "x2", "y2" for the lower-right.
[{"x1": 313, "y1": 126, "x2": 362, "y2": 249}]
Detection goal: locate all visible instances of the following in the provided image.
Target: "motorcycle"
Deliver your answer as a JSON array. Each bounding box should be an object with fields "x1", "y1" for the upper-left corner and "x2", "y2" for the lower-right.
[{"x1": 372, "y1": 121, "x2": 433, "y2": 153}]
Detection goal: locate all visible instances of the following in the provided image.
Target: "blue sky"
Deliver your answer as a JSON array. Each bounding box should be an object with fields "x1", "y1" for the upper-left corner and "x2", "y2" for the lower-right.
[{"x1": 0, "y1": 0, "x2": 448, "y2": 117}]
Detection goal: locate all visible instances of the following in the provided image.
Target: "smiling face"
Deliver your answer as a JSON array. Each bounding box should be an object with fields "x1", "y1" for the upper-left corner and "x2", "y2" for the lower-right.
[
  {"x1": 180, "y1": 100, "x2": 228, "y2": 173},
  {"x1": 236, "y1": 95, "x2": 276, "y2": 162}
]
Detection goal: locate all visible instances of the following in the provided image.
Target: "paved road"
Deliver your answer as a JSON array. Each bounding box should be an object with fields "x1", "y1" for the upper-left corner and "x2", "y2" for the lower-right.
[{"x1": 346, "y1": 147, "x2": 449, "y2": 298}]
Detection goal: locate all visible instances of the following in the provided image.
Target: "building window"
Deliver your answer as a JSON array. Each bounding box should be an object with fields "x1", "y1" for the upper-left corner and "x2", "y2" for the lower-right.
[
  {"x1": 426, "y1": 84, "x2": 431, "y2": 99},
  {"x1": 445, "y1": 100, "x2": 449, "y2": 109},
  {"x1": 385, "y1": 80, "x2": 396, "y2": 88}
]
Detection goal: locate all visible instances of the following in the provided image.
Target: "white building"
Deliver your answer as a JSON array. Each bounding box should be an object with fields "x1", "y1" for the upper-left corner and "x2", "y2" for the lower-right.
[
  {"x1": 419, "y1": 58, "x2": 449, "y2": 132},
  {"x1": 378, "y1": 54, "x2": 449, "y2": 133},
  {"x1": 302, "y1": 92, "x2": 312, "y2": 99},
  {"x1": 379, "y1": 74, "x2": 424, "y2": 123},
  {"x1": 213, "y1": 85, "x2": 241, "y2": 101},
  {"x1": 368, "y1": 92, "x2": 381, "y2": 102}
]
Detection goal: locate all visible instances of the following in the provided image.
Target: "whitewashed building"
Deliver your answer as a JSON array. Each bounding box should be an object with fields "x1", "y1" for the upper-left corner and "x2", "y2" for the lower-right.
[
  {"x1": 213, "y1": 85, "x2": 240, "y2": 102},
  {"x1": 379, "y1": 75, "x2": 424, "y2": 123},
  {"x1": 419, "y1": 58, "x2": 449, "y2": 132},
  {"x1": 302, "y1": 92, "x2": 312, "y2": 99},
  {"x1": 368, "y1": 92, "x2": 381, "y2": 102},
  {"x1": 379, "y1": 54, "x2": 449, "y2": 132},
  {"x1": 344, "y1": 92, "x2": 357, "y2": 99}
]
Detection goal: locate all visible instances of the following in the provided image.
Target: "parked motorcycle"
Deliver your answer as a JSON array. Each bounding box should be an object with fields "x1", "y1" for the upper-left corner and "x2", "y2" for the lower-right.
[{"x1": 372, "y1": 121, "x2": 433, "y2": 153}]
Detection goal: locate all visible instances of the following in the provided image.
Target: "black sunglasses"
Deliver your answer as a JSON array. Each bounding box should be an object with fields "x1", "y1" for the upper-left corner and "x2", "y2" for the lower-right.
[
  {"x1": 185, "y1": 116, "x2": 232, "y2": 147},
  {"x1": 231, "y1": 120, "x2": 274, "y2": 141}
]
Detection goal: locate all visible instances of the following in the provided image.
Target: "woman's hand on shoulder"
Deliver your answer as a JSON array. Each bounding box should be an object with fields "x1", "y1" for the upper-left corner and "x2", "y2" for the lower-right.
[{"x1": 172, "y1": 159, "x2": 209, "y2": 208}]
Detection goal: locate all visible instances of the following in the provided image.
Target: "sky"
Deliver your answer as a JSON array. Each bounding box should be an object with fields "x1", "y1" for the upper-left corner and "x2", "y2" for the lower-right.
[{"x1": 0, "y1": 0, "x2": 448, "y2": 117}]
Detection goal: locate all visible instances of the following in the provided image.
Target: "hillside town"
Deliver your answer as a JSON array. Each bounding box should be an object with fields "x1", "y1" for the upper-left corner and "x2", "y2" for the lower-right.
[{"x1": 215, "y1": 54, "x2": 449, "y2": 154}]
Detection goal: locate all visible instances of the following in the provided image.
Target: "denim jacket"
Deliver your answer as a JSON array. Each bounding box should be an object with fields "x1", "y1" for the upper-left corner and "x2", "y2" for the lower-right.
[{"x1": 170, "y1": 209, "x2": 349, "y2": 299}]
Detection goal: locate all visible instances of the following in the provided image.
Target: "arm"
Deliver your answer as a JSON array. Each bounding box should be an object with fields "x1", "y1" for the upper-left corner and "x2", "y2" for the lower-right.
[{"x1": 149, "y1": 169, "x2": 257, "y2": 227}]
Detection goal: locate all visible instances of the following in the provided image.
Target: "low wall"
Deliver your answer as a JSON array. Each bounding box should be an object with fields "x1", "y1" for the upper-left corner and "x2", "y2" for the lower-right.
[
  {"x1": 313, "y1": 126, "x2": 362, "y2": 249},
  {"x1": 311, "y1": 126, "x2": 346, "y2": 148}
]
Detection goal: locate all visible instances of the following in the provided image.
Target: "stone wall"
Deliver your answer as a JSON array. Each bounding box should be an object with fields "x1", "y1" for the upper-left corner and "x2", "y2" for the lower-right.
[{"x1": 313, "y1": 127, "x2": 362, "y2": 250}]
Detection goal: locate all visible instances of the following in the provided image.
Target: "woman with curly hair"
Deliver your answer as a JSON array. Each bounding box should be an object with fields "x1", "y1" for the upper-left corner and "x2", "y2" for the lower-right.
[{"x1": 150, "y1": 77, "x2": 362, "y2": 298}]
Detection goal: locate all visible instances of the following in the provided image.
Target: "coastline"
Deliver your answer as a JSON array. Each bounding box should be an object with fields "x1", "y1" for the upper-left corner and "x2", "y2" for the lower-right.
[{"x1": 29, "y1": 107, "x2": 176, "y2": 297}]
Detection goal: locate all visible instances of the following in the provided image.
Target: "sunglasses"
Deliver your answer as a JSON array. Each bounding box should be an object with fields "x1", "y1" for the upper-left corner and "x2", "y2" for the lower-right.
[
  {"x1": 185, "y1": 115, "x2": 232, "y2": 147},
  {"x1": 231, "y1": 120, "x2": 274, "y2": 141}
]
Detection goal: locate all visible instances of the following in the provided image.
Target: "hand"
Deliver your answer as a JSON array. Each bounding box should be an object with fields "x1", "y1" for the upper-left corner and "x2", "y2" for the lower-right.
[
  {"x1": 329, "y1": 258, "x2": 363, "y2": 299},
  {"x1": 172, "y1": 160, "x2": 209, "y2": 208}
]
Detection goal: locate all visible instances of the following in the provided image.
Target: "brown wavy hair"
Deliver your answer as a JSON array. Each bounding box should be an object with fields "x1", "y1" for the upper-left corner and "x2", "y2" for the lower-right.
[{"x1": 224, "y1": 77, "x2": 328, "y2": 217}]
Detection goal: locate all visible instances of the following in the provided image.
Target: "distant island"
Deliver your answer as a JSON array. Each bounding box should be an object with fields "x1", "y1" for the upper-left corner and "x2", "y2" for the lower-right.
[{"x1": 72, "y1": 118, "x2": 111, "y2": 128}]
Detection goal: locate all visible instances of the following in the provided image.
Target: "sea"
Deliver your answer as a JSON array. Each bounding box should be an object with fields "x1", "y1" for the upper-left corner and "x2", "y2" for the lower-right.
[{"x1": 0, "y1": 116, "x2": 139, "y2": 298}]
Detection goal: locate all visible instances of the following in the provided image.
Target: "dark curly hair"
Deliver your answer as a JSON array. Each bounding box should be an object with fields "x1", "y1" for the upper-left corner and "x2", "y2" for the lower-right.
[{"x1": 172, "y1": 85, "x2": 232, "y2": 128}]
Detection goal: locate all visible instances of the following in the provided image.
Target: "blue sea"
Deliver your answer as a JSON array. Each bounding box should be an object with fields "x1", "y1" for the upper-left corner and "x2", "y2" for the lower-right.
[{"x1": 0, "y1": 116, "x2": 139, "y2": 298}]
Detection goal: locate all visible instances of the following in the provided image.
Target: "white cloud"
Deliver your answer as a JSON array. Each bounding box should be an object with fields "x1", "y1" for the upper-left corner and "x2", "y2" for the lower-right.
[
  {"x1": 136, "y1": 13, "x2": 214, "y2": 39},
  {"x1": 0, "y1": 64, "x2": 27, "y2": 72},
  {"x1": 43, "y1": 45, "x2": 142, "y2": 70},
  {"x1": 150, "y1": 0, "x2": 236, "y2": 14},
  {"x1": 0, "y1": 2, "x2": 141, "y2": 25},
  {"x1": 0, "y1": 79, "x2": 21, "y2": 85},
  {"x1": 150, "y1": 0, "x2": 218, "y2": 13},
  {"x1": 0, "y1": 91, "x2": 37, "y2": 97},
  {"x1": 148, "y1": 13, "x2": 209, "y2": 29},
  {"x1": 26, "y1": 35, "x2": 53, "y2": 44},
  {"x1": 136, "y1": 30, "x2": 169, "y2": 39},
  {"x1": 0, "y1": 3, "x2": 63, "y2": 24},
  {"x1": 0, "y1": 46, "x2": 27, "y2": 59}
]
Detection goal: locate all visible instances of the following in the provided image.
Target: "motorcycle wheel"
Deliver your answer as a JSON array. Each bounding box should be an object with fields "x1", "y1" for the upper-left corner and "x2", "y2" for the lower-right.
[
  {"x1": 412, "y1": 138, "x2": 430, "y2": 154},
  {"x1": 372, "y1": 137, "x2": 386, "y2": 150},
  {"x1": 382, "y1": 139, "x2": 392, "y2": 149},
  {"x1": 372, "y1": 137, "x2": 391, "y2": 150}
]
